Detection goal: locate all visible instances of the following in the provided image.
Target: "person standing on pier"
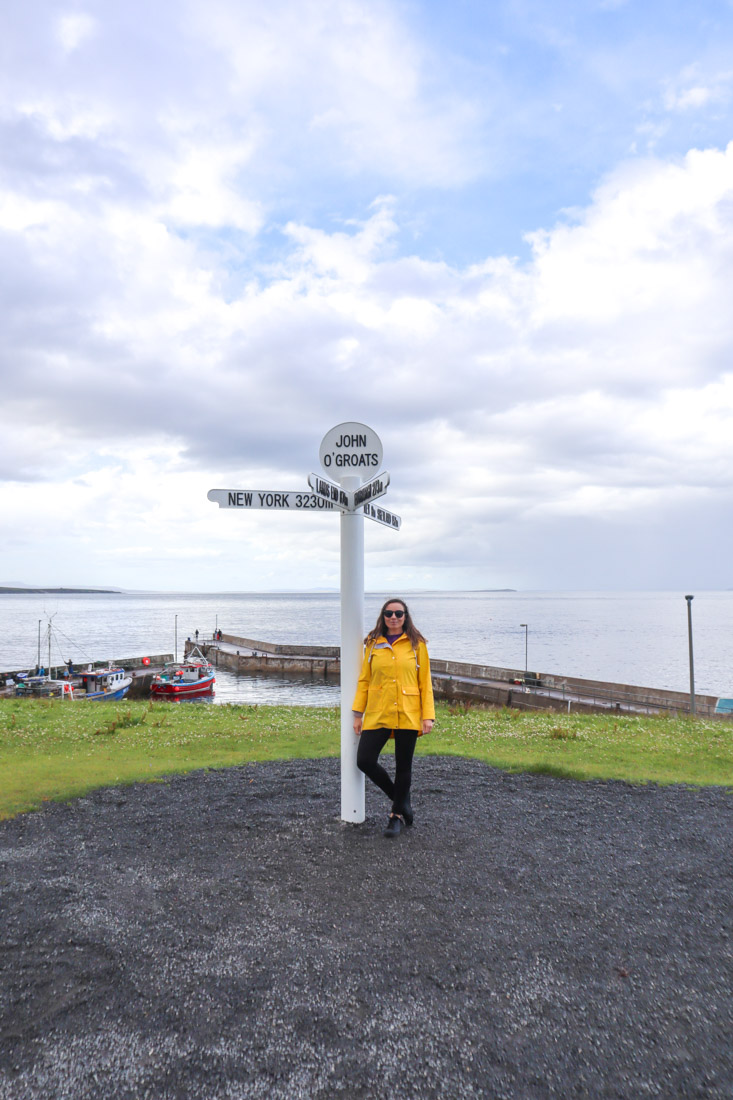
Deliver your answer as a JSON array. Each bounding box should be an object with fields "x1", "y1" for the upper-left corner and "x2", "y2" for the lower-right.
[{"x1": 352, "y1": 598, "x2": 435, "y2": 837}]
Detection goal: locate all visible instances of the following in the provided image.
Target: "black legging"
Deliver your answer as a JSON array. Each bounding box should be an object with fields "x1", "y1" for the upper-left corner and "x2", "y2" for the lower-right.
[{"x1": 356, "y1": 727, "x2": 418, "y2": 811}]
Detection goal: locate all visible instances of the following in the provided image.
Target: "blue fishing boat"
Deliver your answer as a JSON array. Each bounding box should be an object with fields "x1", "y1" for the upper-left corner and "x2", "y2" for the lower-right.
[{"x1": 77, "y1": 667, "x2": 132, "y2": 700}]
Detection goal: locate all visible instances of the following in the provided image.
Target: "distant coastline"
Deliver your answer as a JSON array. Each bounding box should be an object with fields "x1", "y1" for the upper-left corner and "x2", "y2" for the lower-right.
[
  {"x1": 0, "y1": 586, "x2": 518, "y2": 596},
  {"x1": 0, "y1": 587, "x2": 121, "y2": 595}
]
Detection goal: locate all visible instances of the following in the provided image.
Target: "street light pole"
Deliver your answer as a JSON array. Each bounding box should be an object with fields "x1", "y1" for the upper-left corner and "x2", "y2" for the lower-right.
[
  {"x1": 520, "y1": 623, "x2": 528, "y2": 676},
  {"x1": 685, "y1": 595, "x2": 695, "y2": 715},
  {"x1": 174, "y1": 614, "x2": 178, "y2": 664}
]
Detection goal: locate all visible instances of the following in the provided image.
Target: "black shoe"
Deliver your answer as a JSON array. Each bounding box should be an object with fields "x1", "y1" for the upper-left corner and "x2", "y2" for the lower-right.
[
  {"x1": 392, "y1": 800, "x2": 413, "y2": 827},
  {"x1": 383, "y1": 814, "x2": 404, "y2": 838}
]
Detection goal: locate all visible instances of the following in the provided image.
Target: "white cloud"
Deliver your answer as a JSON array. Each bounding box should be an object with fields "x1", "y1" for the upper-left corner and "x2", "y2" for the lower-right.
[
  {"x1": 3, "y1": 2, "x2": 733, "y2": 589},
  {"x1": 161, "y1": 141, "x2": 262, "y2": 233},
  {"x1": 5, "y1": 142, "x2": 733, "y2": 500},
  {"x1": 664, "y1": 67, "x2": 733, "y2": 112},
  {"x1": 14, "y1": 97, "x2": 112, "y2": 142},
  {"x1": 56, "y1": 13, "x2": 97, "y2": 54},
  {"x1": 186, "y1": 0, "x2": 481, "y2": 187},
  {"x1": 283, "y1": 197, "x2": 398, "y2": 281}
]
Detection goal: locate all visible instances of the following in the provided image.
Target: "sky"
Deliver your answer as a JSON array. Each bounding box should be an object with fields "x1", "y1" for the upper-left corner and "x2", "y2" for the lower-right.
[{"x1": 1, "y1": 0, "x2": 733, "y2": 592}]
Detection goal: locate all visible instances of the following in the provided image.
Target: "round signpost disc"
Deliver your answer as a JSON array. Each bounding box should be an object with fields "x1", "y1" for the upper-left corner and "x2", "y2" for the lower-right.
[{"x1": 319, "y1": 422, "x2": 383, "y2": 485}]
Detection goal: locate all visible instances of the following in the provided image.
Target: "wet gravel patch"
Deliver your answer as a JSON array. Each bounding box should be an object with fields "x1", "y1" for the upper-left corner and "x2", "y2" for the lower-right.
[{"x1": 0, "y1": 757, "x2": 731, "y2": 1099}]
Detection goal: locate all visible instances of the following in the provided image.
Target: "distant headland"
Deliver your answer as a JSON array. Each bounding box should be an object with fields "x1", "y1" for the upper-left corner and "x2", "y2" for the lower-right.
[{"x1": 0, "y1": 587, "x2": 122, "y2": 595}]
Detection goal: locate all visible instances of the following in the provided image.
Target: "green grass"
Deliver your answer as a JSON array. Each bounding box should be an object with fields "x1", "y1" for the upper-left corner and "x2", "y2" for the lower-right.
[
  {"x1": 422, "y1": 704, "x2": 733, "y2": 788},
  {"x1": 0, "y1": 699, "x2": 339, "y2": 820},
  {"x1": 0, "y1": 698, "x2": 731, "y2": 819}
]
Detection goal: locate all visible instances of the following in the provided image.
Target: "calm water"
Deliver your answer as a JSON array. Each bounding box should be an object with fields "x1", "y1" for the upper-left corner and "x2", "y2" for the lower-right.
[{"x1": 1, "y1": 590, "x2": 732, "y2": 703}]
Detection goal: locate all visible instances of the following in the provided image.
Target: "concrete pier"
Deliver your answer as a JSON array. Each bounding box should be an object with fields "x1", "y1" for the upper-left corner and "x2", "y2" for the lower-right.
[{"x1": 192, "y1": 635, "x2": 339, "y2": 682}]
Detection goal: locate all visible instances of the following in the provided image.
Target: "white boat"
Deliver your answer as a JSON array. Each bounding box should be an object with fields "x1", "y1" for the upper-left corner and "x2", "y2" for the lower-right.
[{"x1": 76, "y1": 667, "x2": 132, "y2": 700}]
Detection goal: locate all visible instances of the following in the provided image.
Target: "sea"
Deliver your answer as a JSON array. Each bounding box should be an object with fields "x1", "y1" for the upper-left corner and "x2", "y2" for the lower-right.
[{"x1": 1, "y1": 590, "x2": 732, "y2": 706}]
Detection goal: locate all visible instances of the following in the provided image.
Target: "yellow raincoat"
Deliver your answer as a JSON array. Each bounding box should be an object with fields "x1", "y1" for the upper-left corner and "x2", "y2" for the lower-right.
[{"x1": 352, "y1": 634, "x2": 435, "y2": 732}]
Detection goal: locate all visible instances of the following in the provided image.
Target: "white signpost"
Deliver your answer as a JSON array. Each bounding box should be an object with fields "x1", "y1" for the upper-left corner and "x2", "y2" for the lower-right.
[{"x1": 208, "y1": 421, "x2": 400, "y2": 823}]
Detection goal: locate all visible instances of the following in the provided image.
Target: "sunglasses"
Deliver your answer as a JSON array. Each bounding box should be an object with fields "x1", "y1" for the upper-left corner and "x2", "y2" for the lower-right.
[{"x1": 383, "y1": 609, "x2": 405, "y2": 618}]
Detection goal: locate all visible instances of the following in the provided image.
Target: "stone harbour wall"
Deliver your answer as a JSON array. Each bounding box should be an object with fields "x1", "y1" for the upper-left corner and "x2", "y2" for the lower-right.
[{"x1": 197, "y1": 636, "x2": 722, "y2": 716}]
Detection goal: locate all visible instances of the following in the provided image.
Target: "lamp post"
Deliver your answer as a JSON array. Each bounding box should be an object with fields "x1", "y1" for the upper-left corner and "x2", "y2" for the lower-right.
[
  {"x1": 520, "y1": 623, "x2": 528, "y2": 677},
  {"x1": 685, "y1": 595, "x2": 695, "y2": 715},
  {"x1": 174, "y1": 614, "x2": 178, "y2": 664}
]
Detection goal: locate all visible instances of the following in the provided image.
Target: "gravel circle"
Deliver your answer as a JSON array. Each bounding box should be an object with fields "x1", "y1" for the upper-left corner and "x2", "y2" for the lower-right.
[{"x1": 1, "y1": 757, "x2": 731, "y2": 1099}]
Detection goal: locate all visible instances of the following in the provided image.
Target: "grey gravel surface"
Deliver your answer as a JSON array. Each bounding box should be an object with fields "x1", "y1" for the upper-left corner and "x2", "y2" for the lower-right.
[{"x1": 0, "y1": 757, "x2": 731, "y2": 1099}]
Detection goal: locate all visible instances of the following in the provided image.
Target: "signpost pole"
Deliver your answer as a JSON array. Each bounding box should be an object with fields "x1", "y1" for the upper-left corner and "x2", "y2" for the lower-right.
[{"x1": 339, "y1": 474, "x2": 365, "y2": 822}]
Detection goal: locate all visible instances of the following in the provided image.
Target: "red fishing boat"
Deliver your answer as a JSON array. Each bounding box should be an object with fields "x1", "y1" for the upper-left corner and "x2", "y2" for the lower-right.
[{"x1": 150, "y1": 649, "x2": 215, "y2": 698}]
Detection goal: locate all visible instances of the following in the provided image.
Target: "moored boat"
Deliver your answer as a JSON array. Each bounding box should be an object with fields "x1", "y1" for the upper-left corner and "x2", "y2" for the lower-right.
[
  {"x1": 15, "y1": 675, "x2": 75, "y2": 699},
  {"x1": 76, "y1": 667, "x2": 132, "y2": 700},
  {"x1": 150, "y1": 649, "x2": 215, "y2": 698}
]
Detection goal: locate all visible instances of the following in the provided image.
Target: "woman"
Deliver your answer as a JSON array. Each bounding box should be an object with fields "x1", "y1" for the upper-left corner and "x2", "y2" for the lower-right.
[{"x1": 352, "y1": 598, "x2": 435, "y2": 837}]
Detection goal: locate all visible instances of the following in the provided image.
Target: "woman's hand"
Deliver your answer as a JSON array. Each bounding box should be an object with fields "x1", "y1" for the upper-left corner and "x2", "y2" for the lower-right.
[
  {"x1": 422, "y1": 718, "x2": 434, "y2": 735},
  {"x1": 353, "y1": 714, "x2": 363, "y2": 736}
]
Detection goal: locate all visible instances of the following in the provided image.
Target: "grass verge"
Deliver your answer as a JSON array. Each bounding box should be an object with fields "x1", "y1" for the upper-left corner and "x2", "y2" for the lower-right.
[{"x1": 0, "y1": 698, "x2": 731, "y2": 820}]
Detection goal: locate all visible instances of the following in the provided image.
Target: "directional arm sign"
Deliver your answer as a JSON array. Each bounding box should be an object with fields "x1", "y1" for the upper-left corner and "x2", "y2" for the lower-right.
[
  {"x1": 352, "y1": 472, "x2": 389, "y2": 509},
  {"x1": 307, "y1": 473, "x2": 351, "y2": 511},
  {"x1": 207, "y1": 489, "x2": 339, "y2": 511},
  {"x1": 362, "y1": 501, "x2": 401, "y2": 529},
  {"x1": 307, "y1": 471, "x2": 390, "y2": 512}
]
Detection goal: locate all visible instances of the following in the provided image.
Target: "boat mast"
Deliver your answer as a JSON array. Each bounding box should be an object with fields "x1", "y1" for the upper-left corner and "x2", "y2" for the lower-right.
[{"x1": 47, "y1": 613, "x2": 57, "y2": 678}]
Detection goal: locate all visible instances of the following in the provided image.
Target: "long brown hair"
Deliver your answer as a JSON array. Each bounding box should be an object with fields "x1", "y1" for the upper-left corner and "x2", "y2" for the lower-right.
[{"x1": 365, "y1": 598, "x2": 427, "y2": 648}]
